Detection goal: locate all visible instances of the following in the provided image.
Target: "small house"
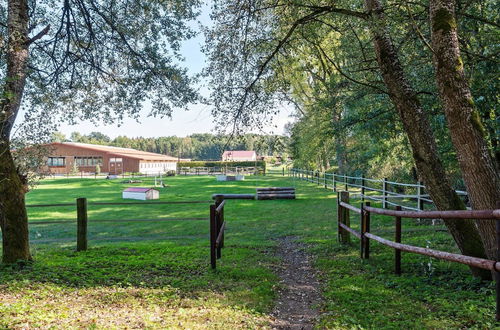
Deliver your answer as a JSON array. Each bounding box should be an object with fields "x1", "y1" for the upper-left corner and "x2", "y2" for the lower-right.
[{"x1": 122, "y1": 187, "x2": 159, "y2": 200}]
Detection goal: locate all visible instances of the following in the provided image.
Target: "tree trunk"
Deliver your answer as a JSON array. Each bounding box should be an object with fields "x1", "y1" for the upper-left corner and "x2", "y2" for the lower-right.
[
  {"x1": 0, "y1": 0, "x2": 31, "y2": 263},
  {"x1": 430, "y1": 0, "x2": 500, "y2": 260},
  {"x1": 364, "y1": 0, "x2": 489, "y2": 279}
]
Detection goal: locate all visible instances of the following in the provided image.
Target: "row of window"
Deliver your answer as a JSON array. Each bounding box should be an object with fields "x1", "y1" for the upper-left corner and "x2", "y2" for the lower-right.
[
  {"x1": 140, "y1": 162, "x2": 170, "y2": 168},
  {"x1": 48, "y1": 156, "x2": 103, "y2": 167},
  {"x1": 75, "y1": 157, "x2": 103, "y2": 166}
]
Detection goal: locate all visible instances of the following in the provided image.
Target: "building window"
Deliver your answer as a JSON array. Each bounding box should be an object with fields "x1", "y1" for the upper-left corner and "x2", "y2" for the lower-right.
[
  {"x1": 48, "y1": 157, "x2": 65, "y2": 167},
  {"x1": 75, "y1": 157, "x2": 103, "y2": 166},
  {"x1": 109, "y1": 157, "x2": 123, "y2": 163}
]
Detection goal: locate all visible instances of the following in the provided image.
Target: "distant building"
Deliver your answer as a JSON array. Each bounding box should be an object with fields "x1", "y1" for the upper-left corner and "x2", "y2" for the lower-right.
[
  {"x1": 44, "y1": 142, "x2": 178, "y2": 174},
  {"x1": 222, "y1": 150, "x2": 257, "y2": 162},
  {"x1": 122, "y1": 187, "x2": 159, "y2": 200}
]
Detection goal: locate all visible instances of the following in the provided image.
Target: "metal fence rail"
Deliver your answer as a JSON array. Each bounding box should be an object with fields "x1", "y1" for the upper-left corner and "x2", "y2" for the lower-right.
[{"x1": 290, "y1": 168, "x2": 467, "y2": 212}]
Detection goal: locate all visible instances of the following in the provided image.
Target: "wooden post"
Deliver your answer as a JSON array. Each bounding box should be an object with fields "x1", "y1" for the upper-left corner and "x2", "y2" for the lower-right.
[
  {"x1": 317, "y1": 171, "x2": 320, "y2": 185},
  {"x1": 383, "y1": 178, "x2": 388, "y2": 209},
  {"x1": 344, "y1": 175, "x2": 348, "y2": 191},
  {"x1": 215, "y1": 199, "x2": 222, "y2": 259},
  {"x1": 76, "y1": 198, "x2": 88, "y2": 251},
  {"x1": 395, "y1": 206, "x2": 402, "y2": 275},
  {"x1": 361, "y1": 175, "x2": 365, "y2": 203},
  {"x1": 282, "y1": 168, "x2": 285, "y2": 176},
  {"x1": 210, "y1": 204, "x2": 217, "y2": 269},
  {"x1": 339, "y1": 191, "x2": 350, "y2": 243},
  {"x1": 324, "y1": 172, "x2": 327, "y2": 189},
  {"x1": 333, "y1": 173, "x2": 336, "y2": 192},
  {"x1": 362, "y1": 202, "x2": 371, "y2": 259}
]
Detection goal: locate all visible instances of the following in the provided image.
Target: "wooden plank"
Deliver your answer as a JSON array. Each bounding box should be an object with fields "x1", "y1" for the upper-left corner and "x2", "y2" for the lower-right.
[
  {"x1": 212, "y1": 194, "x2": 255, "y2": 200},
  {"x1": 76, "y1": 198, "x2": 88, "y2": 252},
  {"x1": 215, "y1": 221, "x2": 226, "y2": 247},
  {"x1": 339, "y1": 201, "x2": 361, "y2": 214},
  {"x1": 256, "y1": 187, "x2": 295, "y2": 191},
  {"x1": 256, "y1": 194, "x2": 295, "y2": 200},
  {"x1": 90, "y1": 201, "x2": 211, "y2": 205}
]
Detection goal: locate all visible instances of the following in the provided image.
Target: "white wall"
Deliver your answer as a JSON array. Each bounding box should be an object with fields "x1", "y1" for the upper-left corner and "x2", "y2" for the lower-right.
[{"x1": 139, "y1": 161, "x2": 177, "y2": 174}]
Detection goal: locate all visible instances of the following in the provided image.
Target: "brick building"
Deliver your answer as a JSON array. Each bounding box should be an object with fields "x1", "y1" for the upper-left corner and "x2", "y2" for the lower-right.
[{"x1": 44, "y1": 142, "x2": 178, "y2": 174}]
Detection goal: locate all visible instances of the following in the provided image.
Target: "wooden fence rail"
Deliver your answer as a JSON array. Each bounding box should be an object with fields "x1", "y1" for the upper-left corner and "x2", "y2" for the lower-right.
[
  {"x1": 210, "y1": 198, "x2": 227, "y2": 269},
  {"x1": 336, "y1": 191, "x2": 500, "y2": 321}
]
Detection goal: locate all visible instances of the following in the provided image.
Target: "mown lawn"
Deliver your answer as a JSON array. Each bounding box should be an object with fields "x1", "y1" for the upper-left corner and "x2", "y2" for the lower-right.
[{"x1": 0, "y1": 173, "x2": 497, "y2": 328}]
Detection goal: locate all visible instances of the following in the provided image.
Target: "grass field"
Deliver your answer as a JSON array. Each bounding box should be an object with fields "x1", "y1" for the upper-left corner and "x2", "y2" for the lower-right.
[{"x1": 0, "y1": 173, "x2": 497, "y2": 328}]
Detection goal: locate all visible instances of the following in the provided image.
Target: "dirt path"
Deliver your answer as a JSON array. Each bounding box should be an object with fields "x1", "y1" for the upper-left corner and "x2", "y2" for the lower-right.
[{"x1": 271, "y1": 236, "x2": 322, "y2": 329}]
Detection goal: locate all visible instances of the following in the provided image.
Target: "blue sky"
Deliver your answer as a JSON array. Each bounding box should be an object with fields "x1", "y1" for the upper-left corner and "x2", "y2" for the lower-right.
[{"x1": 54, "y1": 2, "x2": 293, "y2": 139}]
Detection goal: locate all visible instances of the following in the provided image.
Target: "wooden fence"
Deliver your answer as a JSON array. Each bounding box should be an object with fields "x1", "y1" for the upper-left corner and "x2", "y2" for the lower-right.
[
  {"x1": 336, "y1": 191, "x2": 500, "y2": 321},
  {"x1": 26, "y1": 199, "x2": 226, "y2": 266},
  {"x1": 179, "y1": 166, "x2": 265, "y2": 176},
  {"x1": 290, "y1": 168, "x2": 468, "y2": 212}
]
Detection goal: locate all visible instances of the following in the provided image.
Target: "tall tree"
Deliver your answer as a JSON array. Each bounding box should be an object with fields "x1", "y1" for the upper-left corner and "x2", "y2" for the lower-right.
[
  {"x1": 0, "y1": 0, "x2": 200, "y2": 263},
  {"x1": 429, "y1": 0, "x2": 500, "y2": 258}
]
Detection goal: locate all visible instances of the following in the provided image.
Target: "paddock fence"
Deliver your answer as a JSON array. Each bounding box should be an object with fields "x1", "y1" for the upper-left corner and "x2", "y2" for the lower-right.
[
  {"x1": 336, "y1": 191, "x2": 500, "y2": 321},
  {"x1": 23, "y1": 199, "x2": 235, "y2": 268},
  {"x1": 289, "y1": 168, "x2": 468, "y2": 212}
]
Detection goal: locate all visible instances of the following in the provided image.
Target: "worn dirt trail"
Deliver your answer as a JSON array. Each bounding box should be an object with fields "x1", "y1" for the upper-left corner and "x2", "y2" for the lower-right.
[{"x1": 271, "y1": 237, "x2": 322, "y2": 329}]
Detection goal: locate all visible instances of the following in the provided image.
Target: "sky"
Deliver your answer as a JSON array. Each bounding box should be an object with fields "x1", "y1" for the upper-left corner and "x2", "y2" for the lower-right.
[{"x1": 53, "y1": 2, "x2": 294, "y2": 139}]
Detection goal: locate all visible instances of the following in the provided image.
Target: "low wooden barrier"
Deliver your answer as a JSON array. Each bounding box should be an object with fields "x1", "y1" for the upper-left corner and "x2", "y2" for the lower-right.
[
  {"x1": 336, "y1": 191, "x2": 500, "y2": 320},
  {"x1": 26, "y1": 199, "x2": 211, "y2": 252},
  {"x1": 210, "y1": 199, "x2": 227, "y2": 269},
  {"x1": 256, "y1": 187, "x2": 296, "y2": 200}
]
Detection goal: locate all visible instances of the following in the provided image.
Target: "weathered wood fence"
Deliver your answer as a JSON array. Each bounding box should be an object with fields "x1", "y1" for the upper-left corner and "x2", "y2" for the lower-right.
[
  {"x1": 290, "y1": 168, "x2": 468, "y2": 211},
  {"x1": 337, "y1": 191, "x2": 500, "y2": 321}
]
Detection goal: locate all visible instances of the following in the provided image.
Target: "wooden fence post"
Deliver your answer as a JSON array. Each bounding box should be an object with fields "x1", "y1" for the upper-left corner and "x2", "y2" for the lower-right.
[
  {"x1": 333, "y1": 173, "x2": 336, "y2": 192},
  {"x1": 339, "y1": 191, "x2": 350, "y2": 244},
  {"x1": 76, "y1": 198, "x2": 88, "y2": 251},
  {"x1": 324, "y1": 172, "x2": 327, "y2": 189},
  {"x1": 317, "y1": 171, "x2": 320, "y2": 185},
  {"x1": 210, "y1": 204, "x2": 217, "y2": 269},
  {"x1": 337, "y1": 192, "x2": 341, "y2": 242},
  {"x1": 395, "y1": 206, "x2": 402, "y2": 275},
  {"x1": 344, "y1": 175, "x2": 348, "y2": 191},
  {"x1": 383, "y1": 178, "x2": 388, "y2": 209},
  {"x1": 215, "y1": 199, "x2": 223, "y2": 259}
]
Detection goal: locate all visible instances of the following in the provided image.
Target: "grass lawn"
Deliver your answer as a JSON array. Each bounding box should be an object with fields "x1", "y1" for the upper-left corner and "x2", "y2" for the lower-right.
[{"x1": 0, "y1": 173, "x2": 497, "y2": 328}]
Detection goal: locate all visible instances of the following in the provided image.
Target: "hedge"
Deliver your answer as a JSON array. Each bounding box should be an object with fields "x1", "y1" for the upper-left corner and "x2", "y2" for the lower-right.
[{"x1": 177, "y1": 161, "x2": 266, "y2": 170}]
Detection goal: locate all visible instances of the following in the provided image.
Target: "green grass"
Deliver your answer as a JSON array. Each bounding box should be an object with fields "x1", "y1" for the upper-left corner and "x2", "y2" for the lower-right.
[{"x1": 0, "y1": 172, "x2": 497, "y2": 328}]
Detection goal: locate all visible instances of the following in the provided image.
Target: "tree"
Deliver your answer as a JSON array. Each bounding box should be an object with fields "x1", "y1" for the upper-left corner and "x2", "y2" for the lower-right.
[
  {"x1": 205, "y1": 0, "x2": 498, "y2": 278},
  {"x1": 429, "y1": 0, "x2": 500, "y2": 258},
  {"x1": 0, "y1": 0, "x2": 201, "y2": 263}
]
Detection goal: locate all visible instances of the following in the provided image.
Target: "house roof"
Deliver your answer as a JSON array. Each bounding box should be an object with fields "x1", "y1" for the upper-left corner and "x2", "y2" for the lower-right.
[
  {"x1": 222, "y1": 150, "x2": 256, "y2": 158},
  {"x1": 53, "y1": 142, "x2": 178, "y2": 161},
  {"x1": 123, "y1": 187, "x2": 157, "y2": 193}
]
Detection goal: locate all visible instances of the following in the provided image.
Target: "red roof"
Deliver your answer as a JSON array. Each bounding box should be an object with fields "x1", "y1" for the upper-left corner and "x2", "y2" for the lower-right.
[
  {"x1": 123, "y1": 187, "x2": 156, "y2": 193},
  {"x1": 222, "y1": 150, "x2": 256, "y2": 158}
]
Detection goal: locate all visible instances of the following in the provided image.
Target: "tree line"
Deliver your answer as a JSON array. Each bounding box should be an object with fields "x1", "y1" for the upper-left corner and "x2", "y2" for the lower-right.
[{"x1": 52, "y1": 131, "x2": 290, "y2": 160}]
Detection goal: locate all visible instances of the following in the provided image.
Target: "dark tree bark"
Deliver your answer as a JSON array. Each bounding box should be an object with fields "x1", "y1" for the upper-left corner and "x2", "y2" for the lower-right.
[
  {"x1": 0, "y1": 0, "x2": 31, "y2": 263},
  {"x1": 430, "y1": 0, "x2": 500, "y2": 259},
  {"x1": 364, "y1": 0, "x2": 489, "y2": 278}
]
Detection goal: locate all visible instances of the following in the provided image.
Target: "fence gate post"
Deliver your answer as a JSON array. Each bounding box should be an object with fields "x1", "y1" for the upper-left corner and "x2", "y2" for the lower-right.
[
  {"x1": 210, "y1": 204, "x2": 217, "y2": 269},
  {"x1": 76, "y1": 198, "x2": 88, "y2": 251},
  {"x1": 395, "y1": 206, "x2": 402, "y2": 275},
  {"x1": 383, "y1": 178, "x2": 388, "y2": 209},
  {"x1": 339, "y1": 191, "x2": 350, "y2": 244}
]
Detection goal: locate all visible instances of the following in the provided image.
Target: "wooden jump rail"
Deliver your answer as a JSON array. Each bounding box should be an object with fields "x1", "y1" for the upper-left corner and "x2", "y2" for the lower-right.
[
  {"x1": 210, "y1": 199, "x2": 227, "y2": 269},
  {"x1": 336, "y1": 191, "x2": 500, "y2": 321},
  {"x1": 26, "y1": 199, "x2": 212, "y2": 252}
]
